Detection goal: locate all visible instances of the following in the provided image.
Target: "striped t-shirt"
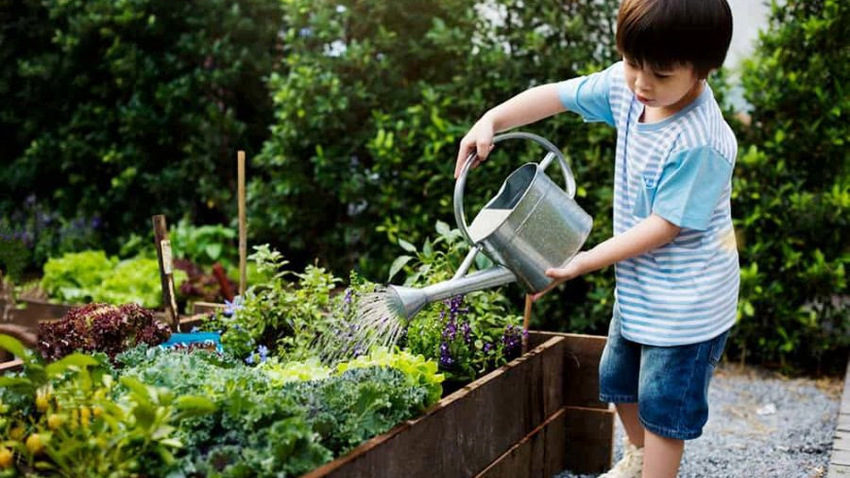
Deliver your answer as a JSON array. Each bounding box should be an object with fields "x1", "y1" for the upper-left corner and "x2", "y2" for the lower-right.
[{"x1": 557, "y1": 62, "x2": 739, "y2": 346}]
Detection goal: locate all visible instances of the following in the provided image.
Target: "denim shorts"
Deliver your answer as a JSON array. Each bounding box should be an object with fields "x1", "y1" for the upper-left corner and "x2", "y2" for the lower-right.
[{"x1": 598, "y1": 304, "x2": 730, "y2": 440}]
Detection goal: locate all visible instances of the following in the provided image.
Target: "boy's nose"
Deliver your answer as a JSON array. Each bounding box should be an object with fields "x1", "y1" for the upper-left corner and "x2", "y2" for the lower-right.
[{"x1": 634, "y1": 73, "x2": 651, "y2": 91}]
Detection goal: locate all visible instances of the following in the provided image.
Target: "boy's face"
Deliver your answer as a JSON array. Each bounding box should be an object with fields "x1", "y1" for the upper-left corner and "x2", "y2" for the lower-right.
[{"x1": 622, "y1": 57, "x2": 702, "y2": 110}]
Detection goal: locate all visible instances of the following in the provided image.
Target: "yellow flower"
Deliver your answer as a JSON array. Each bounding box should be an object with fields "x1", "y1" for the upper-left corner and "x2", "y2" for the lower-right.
[
  {"x1": 0, "y1": 446, "x2": 13, "y2": 469},
  {"x1": 47, "y1": 414, "x2": 65, "y2": 430},
  {"x1": 9, "y1": 426, "x2": 25, "y2": 441},
  {"x1": 25, "y1": 433, "x2": 44, "y2": 455},
  {"x1": 79, "y1": 407, "x2": 91, "y2": 428}
]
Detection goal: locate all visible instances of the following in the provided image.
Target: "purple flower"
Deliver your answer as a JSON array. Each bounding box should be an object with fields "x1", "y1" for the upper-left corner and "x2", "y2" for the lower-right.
[
  {"x1": 245, "y1": 354, "x2": 255, "y2": 365},
  {"x1": 258, "y1": 345, "x2": 269, "y2": 362},
  {"x1": 439, "y1": 342, "x2": 454, "y2": 367},
  {"x1": 223, "y1": 296, "x2": 245, "y2": 318}
]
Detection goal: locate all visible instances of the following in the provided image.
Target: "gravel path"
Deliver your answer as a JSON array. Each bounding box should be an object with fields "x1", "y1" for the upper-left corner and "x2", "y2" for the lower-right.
[{"x1": 555, "y1": 363, "x2": 843, "y2": 478}]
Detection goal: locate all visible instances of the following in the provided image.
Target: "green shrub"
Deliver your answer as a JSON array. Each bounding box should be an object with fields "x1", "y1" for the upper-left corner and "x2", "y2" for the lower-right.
[
  {"x1": 0, "y1": 0, "x2": 283, "y2": 265},
  {"x1": 731, "y1": 0, "x2": 849, "y2": 373},
  {"x1": 252, "y1": 0, "x2": 621, "y2": 334}
]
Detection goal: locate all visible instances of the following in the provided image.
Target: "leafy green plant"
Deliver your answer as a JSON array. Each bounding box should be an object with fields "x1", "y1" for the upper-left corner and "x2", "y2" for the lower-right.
[
  {"x1": 0, "y1": 335, "x2": 214, "y2": 477},
  {"x1": 393, "y1": 221, "x2": 524, "y2": 382},
  {"x1": 169, "y1": 218, "x2": 238, "y2": 271},
  {"x1": 40, "y1": 251, "x2": 116, "y2": 303},
  {"x1": 40, "y1": 251, "x2": 188, "y2": 308},
  {"x1": 335, "y1": 347, "x2": 444, "y2": 406},
  {"x1": 283, "y1": 367, "x2": 431, "y2": 456},
  {"x1": 205, "y1": 244, "x2": 351, "y2": 361},
  {"x1": 117, "y1": 346, "x2": 333, "y2": 476}
]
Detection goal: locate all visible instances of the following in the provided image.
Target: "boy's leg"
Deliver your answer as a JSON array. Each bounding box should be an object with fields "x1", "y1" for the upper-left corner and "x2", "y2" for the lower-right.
[
  {"x1": 643, "y1": 430, "x2": 684, "y2": 478},
  {"x1": 636, "y1": 329, "x2": 731, "y2": 478},
  {"x1": 615, "y1": 402, "x2": 645, "y2": 447}
]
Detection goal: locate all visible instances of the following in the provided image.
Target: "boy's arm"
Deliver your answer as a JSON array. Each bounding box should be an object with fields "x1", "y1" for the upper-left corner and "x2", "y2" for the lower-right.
[
  {"x1": 455, "y1": 84, "x2": 565, "y2": 178},
  {"x1": 531, "y1": 214, "x2": 681, "y2": 301}
]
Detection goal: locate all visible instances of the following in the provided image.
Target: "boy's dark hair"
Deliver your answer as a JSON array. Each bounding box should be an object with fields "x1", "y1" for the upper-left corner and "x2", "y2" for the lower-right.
[{"x1": 616, "y1": 0, "x2": 733, "y2": 78}]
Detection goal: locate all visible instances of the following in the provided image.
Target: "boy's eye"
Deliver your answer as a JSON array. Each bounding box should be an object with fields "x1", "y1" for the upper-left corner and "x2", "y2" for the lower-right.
[{"x1": 654, "y1": 72, "x2": 672, "y2": 79}]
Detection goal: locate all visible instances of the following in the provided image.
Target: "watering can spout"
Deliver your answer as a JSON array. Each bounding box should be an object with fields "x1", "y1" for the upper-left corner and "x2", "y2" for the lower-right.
[{"x1": 386, "y1": 266, "x2": 517, "y2": 322}]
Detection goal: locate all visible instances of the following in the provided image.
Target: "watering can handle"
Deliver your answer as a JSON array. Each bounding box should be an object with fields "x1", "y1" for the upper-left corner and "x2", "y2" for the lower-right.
[{"x1": 453, "y1": 131, "x2": 578, "y2": 247}]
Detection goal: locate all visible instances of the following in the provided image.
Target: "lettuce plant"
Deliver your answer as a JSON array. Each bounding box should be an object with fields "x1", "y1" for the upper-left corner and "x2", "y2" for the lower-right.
[
  {"x1": 40, "y1": 250, "x2": 187, "y2": 308},
  {"x1": 37, "y1": 303, "x2": 171, "y2": 361}
]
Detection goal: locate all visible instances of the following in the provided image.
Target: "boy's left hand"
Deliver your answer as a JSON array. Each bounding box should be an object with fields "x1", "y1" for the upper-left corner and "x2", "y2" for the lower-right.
[{"x1": 531, "y1": 252, "x2": 589, "y2": 301}]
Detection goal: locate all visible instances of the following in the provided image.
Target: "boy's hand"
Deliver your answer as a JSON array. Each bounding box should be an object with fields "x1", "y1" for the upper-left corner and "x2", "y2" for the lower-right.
[
  {"x1": 455, "y1": 116, "x2": 496, "y2": 179},
  {"x1": 531, "y1": 252, "x2": 589, "y2": 301}
]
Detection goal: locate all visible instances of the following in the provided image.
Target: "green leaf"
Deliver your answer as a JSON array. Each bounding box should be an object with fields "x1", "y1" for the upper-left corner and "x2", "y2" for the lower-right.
[
  {"x1": 0, "y1": 334, "x2": 26, "y2": 357},
  {"x1": 398, "y1": 239, "x2": 417, "y2": 253},
  {"x1": 45, "y1": 353, "x2": 99, "y2": 376},
  {"x1": 388, "y1": 255, "x2": 413, "y2": 282},
  {"x1": 120, "y1": 376, "x2": 153, "y2": 404},
  {"x1": 205, "y1": 243, "x2": 223, "y2": 261},
  {"x1": 173, "y1": 395, "x2": 217, "y2": 414},
  {"x1": 133, "y1": 402, "x2": 156, "y2": 429},
  {"x1": 435, "y1": 220, "x2": 451, "y2": 237}
]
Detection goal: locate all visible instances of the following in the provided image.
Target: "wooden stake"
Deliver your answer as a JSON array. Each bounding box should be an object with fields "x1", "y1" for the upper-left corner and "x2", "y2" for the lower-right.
[
  {"x1": 152, "y1": 215, "x2": 179, "y2": 331},
  {"x1": 238, "y1": 151, "x2": 247, "y2": 296},
  {"x1": 522, "y1": 294, "x2": 533, "y2": 353}
]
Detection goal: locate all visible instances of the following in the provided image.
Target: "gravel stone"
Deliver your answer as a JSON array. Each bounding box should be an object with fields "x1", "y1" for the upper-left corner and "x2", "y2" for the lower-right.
[{"x1": 554, "y1": 363, "x2": 843, "y2": 478}]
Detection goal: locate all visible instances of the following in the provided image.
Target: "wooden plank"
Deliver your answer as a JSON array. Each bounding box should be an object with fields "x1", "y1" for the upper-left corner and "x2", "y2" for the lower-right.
[
  {"x1": 152, "y1": 215, "x2": 179, "y2": 331},
  {"x1": 7, "y1": 299, "x2": 71, "y2": 326},
  {"x1": 564, "y1": 405, "x2": 615, "y2": 474},
  {"x1": 0, "y1": 358, "x2": 23, "y2": 374},
  {"x1": 834, "y1": 431, "x2": 850, "y2": 451},
  {"x1": 833, "y1": 450, "x2": 850, "y2": 467},
  {"x1": 529, "y1": 331, "x2": 608, "y2": 409},
  {"x1": 840, "y1": 413, "x2": 850, "y2": 433},
  {"x1": 829, "y1": 464, "x2": 850, "y2": 478},
  {"x1": 192, "y1": 301, "x2": 226, "y2": 315},
  {"x1": 302, "y1": 336, "x2": 566, "y2": 478},
  {"x1": 476, "y1": 408, "x2": 566, "y2": 478}
]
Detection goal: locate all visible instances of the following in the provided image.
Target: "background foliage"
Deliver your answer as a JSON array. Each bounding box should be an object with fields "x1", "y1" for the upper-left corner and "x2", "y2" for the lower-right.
[
  {"x1": 0, "y1": 0, "x2": 282, "y2": 265},
  {"x1": 1, "y1": 0, "x2": 847, "y2": 373},
  {"x1": 251, "y1": 0, "x2": 622, "y2": 337},
  {"x1": 729, "y1": 0, "x2": 849, "y2": 372}
]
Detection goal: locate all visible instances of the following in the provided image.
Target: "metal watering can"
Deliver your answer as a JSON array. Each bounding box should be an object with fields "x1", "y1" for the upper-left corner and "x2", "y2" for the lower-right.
[{"x1": 386, "y1": 131, "x2": 593, "y2": 321}]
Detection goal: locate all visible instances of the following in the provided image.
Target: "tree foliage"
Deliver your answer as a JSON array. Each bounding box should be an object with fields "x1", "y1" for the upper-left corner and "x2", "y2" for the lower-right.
[{"x1": 731, "y1": 0, "x2": 849, "y2": 372}]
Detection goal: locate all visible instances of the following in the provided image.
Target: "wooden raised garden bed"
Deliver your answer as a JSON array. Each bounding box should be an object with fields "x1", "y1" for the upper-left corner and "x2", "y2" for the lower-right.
[
  {"x1": 0, "y1": 297, "x2": 614, "y2": 476},
  {"x1": 302, "y1": 331, "x2": 614, "y2": 477}
]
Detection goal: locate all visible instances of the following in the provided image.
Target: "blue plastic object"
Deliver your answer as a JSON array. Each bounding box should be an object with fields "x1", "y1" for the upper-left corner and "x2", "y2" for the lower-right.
[{"x1": 160, "y1": 332, "x2": 223, "y2": 352}]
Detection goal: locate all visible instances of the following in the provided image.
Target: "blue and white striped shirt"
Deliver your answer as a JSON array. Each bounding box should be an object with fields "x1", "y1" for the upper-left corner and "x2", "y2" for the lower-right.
[{"x1": 558, "y1": 62, "x2": 739, "y2": 346}]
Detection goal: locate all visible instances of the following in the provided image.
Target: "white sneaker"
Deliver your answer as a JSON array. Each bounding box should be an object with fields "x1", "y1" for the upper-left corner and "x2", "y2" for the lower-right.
[{"x1": 598, "y1": 437, "x2": 643, "y2": 478}]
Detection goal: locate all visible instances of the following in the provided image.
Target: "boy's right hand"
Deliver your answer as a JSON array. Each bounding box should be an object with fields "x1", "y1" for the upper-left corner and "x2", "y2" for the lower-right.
[{"x1": 455, "y1": 116, "x2": 496, "y2": 179}]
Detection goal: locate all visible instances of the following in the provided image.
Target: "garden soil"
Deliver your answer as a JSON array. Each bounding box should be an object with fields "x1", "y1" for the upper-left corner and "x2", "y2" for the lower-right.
[{"x1": 554, "y1": 363, "x2": 843, "y2": 478}]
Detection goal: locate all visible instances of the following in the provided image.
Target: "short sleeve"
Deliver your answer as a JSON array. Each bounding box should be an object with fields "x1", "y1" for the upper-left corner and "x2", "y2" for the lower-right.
[
  {"x1": 557, "y1": 63, "x2": 618, "y2": 127},
  {"x1": 652, "y1": 147, "x2": 733, "y2": 230}
]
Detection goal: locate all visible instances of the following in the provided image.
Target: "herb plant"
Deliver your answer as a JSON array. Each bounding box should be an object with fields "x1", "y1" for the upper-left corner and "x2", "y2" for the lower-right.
[{"x1": 393, "y1": 221, "x2": 524, "y2": 382}]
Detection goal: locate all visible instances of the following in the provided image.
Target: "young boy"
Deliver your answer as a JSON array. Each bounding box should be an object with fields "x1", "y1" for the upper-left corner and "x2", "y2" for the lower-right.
[{"x1": 454, "y1": 0, "x2": 737, "y2": 476}]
